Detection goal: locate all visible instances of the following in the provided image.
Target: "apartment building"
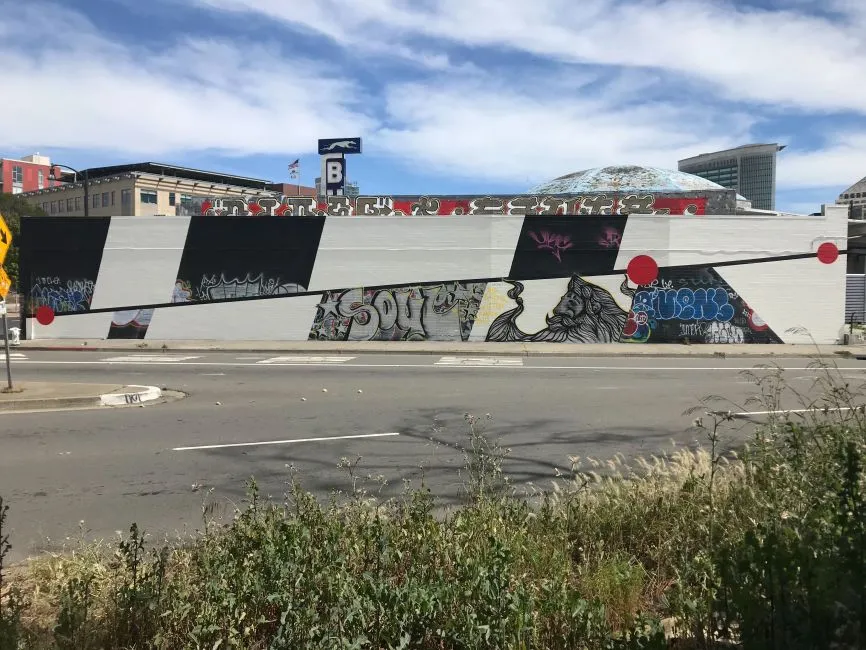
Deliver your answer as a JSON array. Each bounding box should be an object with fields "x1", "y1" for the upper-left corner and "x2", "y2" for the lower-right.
[
  {"x1": 0, "y1": 153, "x2": 58, "y2": 194},
  {"x1": 20, "y1": 162, "x2": 279, "y2": 216}
]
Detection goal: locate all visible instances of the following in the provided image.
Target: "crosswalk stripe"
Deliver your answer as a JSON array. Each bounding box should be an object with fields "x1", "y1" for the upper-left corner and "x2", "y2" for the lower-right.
[
  {"x1": 102, "y1": 355, "x2": 201, "y2": 362},
  {"x1": 435, "y1": 356, "x2": 524, "y2": 367},
  {"x1": 257, "y1": 356, "x2": 356, "y2": 365}
]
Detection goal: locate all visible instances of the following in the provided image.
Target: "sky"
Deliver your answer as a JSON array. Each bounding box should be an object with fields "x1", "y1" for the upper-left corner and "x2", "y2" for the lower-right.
[{"x1": 1, "y1": 0, "x2": 865, "y2": 213}]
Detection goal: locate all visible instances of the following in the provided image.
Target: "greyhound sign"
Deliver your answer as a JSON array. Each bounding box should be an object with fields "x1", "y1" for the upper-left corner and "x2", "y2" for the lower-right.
[{"x1": 318, "y1": 137, "x2": 363, "y2": 196}]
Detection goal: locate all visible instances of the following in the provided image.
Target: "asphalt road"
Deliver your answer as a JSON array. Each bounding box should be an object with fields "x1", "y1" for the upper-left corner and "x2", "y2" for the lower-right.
[{"x1": 2, "y1": 350, "x2": 864, "y2": 563}]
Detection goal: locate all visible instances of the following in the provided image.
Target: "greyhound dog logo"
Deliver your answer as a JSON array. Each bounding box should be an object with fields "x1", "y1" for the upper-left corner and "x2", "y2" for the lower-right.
[{"x1": 323, "y1": 140, "x2": 357, "y2": 151}]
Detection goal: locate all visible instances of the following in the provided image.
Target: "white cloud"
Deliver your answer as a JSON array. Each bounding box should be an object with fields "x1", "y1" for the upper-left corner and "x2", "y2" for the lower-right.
[
  {"x1": 374, "y1": 75, "x2": 755, "y2": 185},
  {"x1": 777, "y1": 134, "x2": 866, "y2": 189},
  {"x1": 192, "y1": 0, "x2": 866, "y2": 114},
  {"x1": 0, "y1": 2, "x2": 376, "y2": 158}
]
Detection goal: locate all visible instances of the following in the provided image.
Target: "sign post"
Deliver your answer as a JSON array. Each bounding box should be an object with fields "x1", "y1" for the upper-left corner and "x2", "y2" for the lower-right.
[
  {"x1": 317, "y1": 138, "x2": 362, "y2": 196},
  {"x1": 0, "y1": 211, "x2": 13, "y2": 391},
  {"x1": 0, "y1": 301, "x2": 10, "y2": 391}
]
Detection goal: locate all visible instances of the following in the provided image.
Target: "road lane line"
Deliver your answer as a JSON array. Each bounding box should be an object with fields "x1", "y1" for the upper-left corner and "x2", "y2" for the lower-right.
[
  {"x1": 173, "y1": 432, "x2": 400, "y2": 451},
  {"x1": 102, "y1": 355, "x2": 201, "y2": 362},
  {"x1": 435, "y1": 356, "x2": 524, "y2": 366},
  {"x1": 710, "y1": 406, "x2": 864, "y2": 419},
  {"x1": 257, "y1": 355, "x2": 356, "y2": 364}
]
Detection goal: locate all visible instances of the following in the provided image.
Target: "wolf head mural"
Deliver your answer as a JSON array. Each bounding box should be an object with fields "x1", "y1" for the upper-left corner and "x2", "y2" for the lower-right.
[{"x1": 486, "y1": 275, "x2": 633, "y2": 344}]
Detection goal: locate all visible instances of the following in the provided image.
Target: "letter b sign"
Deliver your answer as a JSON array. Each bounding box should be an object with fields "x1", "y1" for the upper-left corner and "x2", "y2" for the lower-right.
[{"x1": 324, "y1": 157, "x2": 346, "y2": 195}]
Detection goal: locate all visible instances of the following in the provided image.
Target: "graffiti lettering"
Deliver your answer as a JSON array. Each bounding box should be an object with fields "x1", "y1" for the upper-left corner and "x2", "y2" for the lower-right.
[
  {"x1": 598, "y1": 227, "x2": 621, "y2": 249},
  {"x1": 633, "y1": 287, "x2": 735, "y2": 322},
  {"x1": 31, "y1": 279, "x2": 95, "y2": 313},
  {"x1": 310, "y1": 282, "x2": 486, "y2": 342},
  {"x1": 202, "y1": 194, "x2": 712, "y2": 217},
  {"x1": 355, "y1": 196, "x2": 395, "y2": 216},
  {"x1": 528, "y1": 231, "x2": 574, "y2": 262},
  {"x1": 197, "y1": 273, "x2": 305, "y2": 301}
]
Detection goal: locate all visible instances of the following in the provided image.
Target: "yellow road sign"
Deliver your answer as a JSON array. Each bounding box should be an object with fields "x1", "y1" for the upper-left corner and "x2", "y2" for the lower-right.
[
  {"x1": 0, "y1": 267, "x2": 10, "y2": 300},
  {"x1": 0, "y1": 212, "x2": 11, "y2": 266}
]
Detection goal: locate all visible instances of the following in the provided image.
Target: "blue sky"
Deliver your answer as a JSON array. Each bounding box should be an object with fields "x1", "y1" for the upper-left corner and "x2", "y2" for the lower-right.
[{"x1": 1, "y1": 0, "x2": 865, "y2": 213}]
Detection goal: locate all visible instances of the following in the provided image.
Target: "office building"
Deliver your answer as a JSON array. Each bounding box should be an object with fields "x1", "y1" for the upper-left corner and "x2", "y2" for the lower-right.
[
  {"x1": 837, "y1": 175, "x2": 866, "y2": 220},
  {"x1": 20, "y1": 162, "x2": 279, "y2": 216},
  {"x1": 677, "y1": 143, "x2": 785, "y2": 211},
  {"x1": 0, "y1": 153, "x2": 59, "y2": 195}
]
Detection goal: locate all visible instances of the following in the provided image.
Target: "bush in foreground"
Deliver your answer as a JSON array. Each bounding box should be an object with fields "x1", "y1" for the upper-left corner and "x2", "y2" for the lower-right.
[{"x1": 0, "y1": 360, "x2": 865, "y2": 649}]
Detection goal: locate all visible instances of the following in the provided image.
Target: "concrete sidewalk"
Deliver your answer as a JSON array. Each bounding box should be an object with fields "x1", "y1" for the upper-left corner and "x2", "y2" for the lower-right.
[
  {"x1": 0, "y1": 382, "x2": 164, "y2": 412},
  {"x1": 16, "y1": 339, "x2": 866, "y2": 358}
]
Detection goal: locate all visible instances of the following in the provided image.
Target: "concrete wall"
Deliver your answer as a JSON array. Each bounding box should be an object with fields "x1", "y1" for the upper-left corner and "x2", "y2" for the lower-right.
[{"x1": 19, "y1": 205, "x2": 848, "y2": 344}]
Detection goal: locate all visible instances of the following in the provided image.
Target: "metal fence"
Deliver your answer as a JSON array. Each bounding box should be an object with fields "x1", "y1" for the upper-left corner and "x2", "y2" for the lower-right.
[{"x1": 846, "y1": 274, "x2": 866, "y2": 324}]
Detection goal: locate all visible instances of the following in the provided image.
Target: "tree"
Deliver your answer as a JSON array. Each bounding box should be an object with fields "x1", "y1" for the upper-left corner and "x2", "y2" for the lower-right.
[{"x1": 0, "y1": 194, "x2": 47, "y2": 291}]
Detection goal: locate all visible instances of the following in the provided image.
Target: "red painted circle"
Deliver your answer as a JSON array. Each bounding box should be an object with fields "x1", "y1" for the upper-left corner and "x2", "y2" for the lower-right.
[
  {"x1": 35, "y1": 306, "x2": 55, "y2": 326},
  {"x1": 627, "y1": 255, "x2": 658, "y2": 285},
  {"x1": 817, "y1": 242, "x2": 839, "y2": 264}
]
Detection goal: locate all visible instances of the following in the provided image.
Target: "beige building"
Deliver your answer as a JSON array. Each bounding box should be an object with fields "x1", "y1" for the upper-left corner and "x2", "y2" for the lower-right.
[{"x1": 20, "y1": 162, "x2": 280, "y2": 217}]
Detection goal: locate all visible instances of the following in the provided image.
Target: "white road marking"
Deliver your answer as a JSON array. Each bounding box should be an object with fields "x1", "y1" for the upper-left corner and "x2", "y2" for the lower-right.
[
  {"x1": 435, "y1": 356, "x2": 524, "y2": 367},
  {"x1": 257, "y1": 355, "x2": 356, "y2": 364},
  {"x1": 8, "y1": 353, "x2": 26, "y2": 359},
  {"x1": 102, "y1": 354, "x2": 201, "y2": 362},
  {"x1": 710, "y1": 406, "x2": 864, "y2": 419},
  {"x1": 173, "y1": 431, "x2": 400, "y2": 451}
]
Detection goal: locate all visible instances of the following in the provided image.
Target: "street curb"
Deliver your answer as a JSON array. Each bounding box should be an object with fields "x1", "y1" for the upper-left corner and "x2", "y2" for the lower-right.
[
  {"x1": 15, "y1": 343, "x2": 860, "y2": 359},
  {"x1": 0, "y1": 385, "x2": 163, "y2": 412}
]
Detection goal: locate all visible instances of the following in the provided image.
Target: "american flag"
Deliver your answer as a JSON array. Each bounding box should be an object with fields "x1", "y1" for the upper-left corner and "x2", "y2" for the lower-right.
[{"x1": 288, "y1": 159, "x2": 299, "y2": 179}]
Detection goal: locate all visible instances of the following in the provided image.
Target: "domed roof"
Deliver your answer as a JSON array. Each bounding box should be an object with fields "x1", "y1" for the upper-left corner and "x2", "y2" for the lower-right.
[{"x1": 528, "y1": 165, "x2": 729, "y2": 194}]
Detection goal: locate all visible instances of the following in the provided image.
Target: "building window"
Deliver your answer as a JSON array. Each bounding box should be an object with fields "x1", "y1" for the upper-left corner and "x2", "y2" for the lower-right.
[
  {"x1": 92, "y1": 193, "x2": 99, "y2": 209},
  {"x1": 75, "y1": 197, "x2": 82, "y2": 212},
  {"x1": 169, "y1": 192, "x2": 176, "y2": 206},
  {"x1": 66, "y1": 198, "x2": 74, "y2": 212},
  {"x1": 50, "y1": 201, "x2": 56, "y2": 214},
  {"x1": 140, "y1": 190, "x2": 157, "y2": 204},
  {"x1": 121, "y1": 188, "x2": 132, "y2": 213},
  {"x1": 38, "y1": 170, "x2": 44, "y2": 189},
  {"x1": 11, "y1": 165, "x2": 23, "y2": 184},
  {"x1": 58, "y1": 200, "x2": 64, "y2": 213},
  {"x1": 42, "y1": 202, "x2": 48, "y2": 212},
  {"x1": 102, "y1": 192, "x2": 109, "y2": 207},
  {"x1": 111, "y1": 190, "x2": 116, "y2": 206}
]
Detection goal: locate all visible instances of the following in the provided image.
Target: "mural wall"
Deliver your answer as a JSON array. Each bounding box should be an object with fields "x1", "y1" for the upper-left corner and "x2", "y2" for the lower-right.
[{"x1": 18, "y1": 206, "x2": 848, "y2": 344}]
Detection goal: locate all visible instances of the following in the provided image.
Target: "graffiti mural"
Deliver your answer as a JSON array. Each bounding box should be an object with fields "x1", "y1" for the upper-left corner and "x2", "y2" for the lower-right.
[
  {"x1": 202, "y1": 194, "x2": 712, "y2": 217},
  {"x1": 621, "y1": 269, "x2": 783, "y2": 344},
  {"x1": 310, "y1": 282, "x2": 487, "y2": 342},
  {"x1": 171, "y1": 273, "x2": 305, "y2": 303},
  {"x1": 109, "y1": 309, "x2": 155, "y2": 339},
  {"x1": 486, "y1": 276, "x2": 632, "y2": 343},
  {"x1": 31, "y1": 278, "x2": 95, "y2": 313}
]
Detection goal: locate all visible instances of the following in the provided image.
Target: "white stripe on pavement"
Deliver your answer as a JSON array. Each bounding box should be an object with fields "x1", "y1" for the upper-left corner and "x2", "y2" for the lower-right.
[
  {"x1": 257, "y1": 355, "x2": 356, "y2": 364},
  {"x1": 435, "y1": 356, "x2": 524, "y2": 366},
  {"x1": 710, "y1": 406, "x2": 864, "y2": 419},
  {"x1": 173, "y1": 432, "x2": 400, "y2": 451},
  {"x1": 103, "y1": 354, "x2": 201, "y2": 362}
]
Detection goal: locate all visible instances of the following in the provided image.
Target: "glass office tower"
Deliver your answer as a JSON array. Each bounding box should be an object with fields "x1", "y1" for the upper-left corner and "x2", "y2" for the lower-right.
[{"x1": 678, "y1": 143, "x2": 785, "y2": 211}]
